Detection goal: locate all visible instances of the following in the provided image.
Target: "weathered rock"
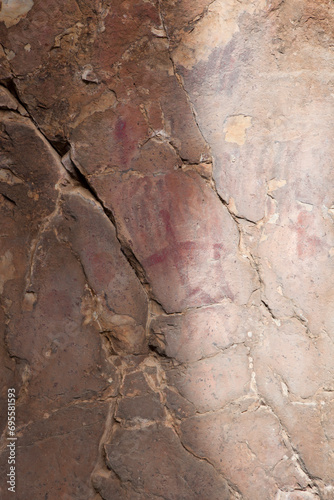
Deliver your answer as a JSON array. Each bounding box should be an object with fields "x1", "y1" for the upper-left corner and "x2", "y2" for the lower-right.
[
  {"x1": 0, "y1": 307, "x2": 17, "y2": 434},
  {"x1": 164, "y1": 387, "x2": 196, "y2": 420},
  {"x1": 181, "y1": 405, "x2": 310, "y2": 500},
  {"x1": 172, "y1": 0, "x2": 334, "y2": 334},
  {"x1": 120, "y1": 371, "x2": 152, "y2": 398},
  {"x1": 0, "y1": 85, "x2": 26, "y2": 114},
  {"x1": 14, "y1": 402, "x2": 109, "y2": 500},
  {"x1": 167, "y1": 344, "x2": 251, "y2": 412},
  {"x1": 0, "y1": 107, "x2": 144, "y2": 498},
  {"x1": 1, "y1": 0, "x2": 334, "y2": 497},
  {"x1": 90, "y1": 170, "x2": 257, "y2": 312},
  {"x1": 58, "y1": 189, "x2": 148, "y2": 354},
  {"x1": 251, "y1": 316, "x2": 334, "y2": 492},
  {"x1": 104, "y1": 424, "x2": 230, "y2": 500},
  {"x1": 115, "y1": 393, "x2": 166, "y2": 425},
  {"x1": 150, "y1": 301, "x2": 261, "y2": 362}
]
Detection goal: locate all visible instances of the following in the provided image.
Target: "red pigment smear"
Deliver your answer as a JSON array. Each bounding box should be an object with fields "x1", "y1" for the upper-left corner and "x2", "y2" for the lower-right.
[
  {"x1": 213, "y1": 243, "x2": 226, "y2": 260},
  {"x1": 296, "y1": 211, "x2": 322, "y2": 259},
  {"x1": 115, "y1": 118, "x2": 126, "y2": 140},
  {"x1": 86, "y1": 251, "x2": 115, "y2": 286}
]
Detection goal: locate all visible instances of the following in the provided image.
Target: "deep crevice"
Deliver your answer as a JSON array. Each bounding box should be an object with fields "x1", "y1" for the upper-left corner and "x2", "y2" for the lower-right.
[
  {"x1": 5, "y1": 79, "x2": 23, "y2": 105},
  {"x1": 1, "y1": 193, "x2": 16, "y2": 206},
  {"x1": 261, "y1": 299, "x2": 277, "y2": 320},
  {"x1": 68, "y1": 153, "x2": 171, "y2": 316},
  {"x1": 50, "y1": 137, "x2": 71, "y2": 156},
  {"x1": 4, "y1": 79, "x2": 73, "y2": 160},
  {"x1": 148, "y1": 342, "x2": 169, "y2": 359}
]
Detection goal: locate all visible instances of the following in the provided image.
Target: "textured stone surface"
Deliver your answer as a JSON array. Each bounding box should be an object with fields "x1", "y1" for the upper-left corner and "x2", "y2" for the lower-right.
[
  {"x1": 12, "y1": 402, "x2": 110, "y2": 499},
  {"x1": 0, "y1": 0, "x2": 333, "y2": 498},
  {"x1": 181, "y1": 404, "x2": 311, "y2": 499},
  {"x1": 103, "y1": 424, "x2": 230, "y2": 500},
  {"x1": 150, "y1": 301, "x2": 261, "y2": 362},
  {"x1": 167, "y1": 344, "x2": 251, "y2": 412},
  {"x1": 90, "y1": 170, "x2": 257, "y2": 312}
]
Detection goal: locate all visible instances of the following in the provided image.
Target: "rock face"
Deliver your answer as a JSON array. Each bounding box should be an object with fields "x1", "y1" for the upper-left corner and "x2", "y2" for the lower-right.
[{"x1": 0, "y1": 1, "x2": 333, "y2": 499}]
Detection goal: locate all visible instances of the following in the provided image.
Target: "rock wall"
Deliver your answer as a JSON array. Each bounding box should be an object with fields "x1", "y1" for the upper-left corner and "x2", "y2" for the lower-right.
[{"x1": 0, "y1": 0, "x2": 334, "y2": 499}]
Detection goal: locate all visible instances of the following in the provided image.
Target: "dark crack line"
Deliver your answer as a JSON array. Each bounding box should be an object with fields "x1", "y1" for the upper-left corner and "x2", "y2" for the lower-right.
[
  {"x1": 179, "y1": 438, "x2": 244, "y2": 498},
  {"x1": 2, "y1": 80, "x2": 71, "y2": 159},
  {"x1": 155, "y1": 9, "x2": 326, "y2": 498},
  {"x1": 256, "y1": 393, "x2": 323, "y2": 497},
  {"x1": 1, "y1": 192, "x2": 17, "y2": 205},
  {"x1": 261, "y1": 299, "x2": 277, "y2": 320},
  {"x1": 68, "y1": 155, "x2": 172, "y2": 315},
  {"x1": 158, "y1": 1, "x2": 213, "y2": 159},
  {"x1": 159, "y1": 4, "x2": 261, "y2": 303}
]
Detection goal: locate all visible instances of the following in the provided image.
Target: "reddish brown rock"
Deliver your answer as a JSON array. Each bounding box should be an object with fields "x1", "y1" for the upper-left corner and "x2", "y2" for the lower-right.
[
  {"x1": 115, "y1": 393, "x2": 166, "y2": 425},
  {"x1": 120, "y1": 371, "x2": 152, "y2": 398},
  {"x1": 58, "y1": 189, "x2": 148, "y2": 354},
  {"x1": 0, "y1": 105, "x2": 144, "y2": 498},
  {"x1": 1, "y1": 0, "x2": 334, "y2": 497},
  {"x1": 12, "y1": 402, "x2": 109, "y2": 500},
  {"x1": 164, "y1": 387, "x2": 196, "y2": 420},
  {"x1": 0, "y1": 307, "x2": 17, "y2": 435},
  {"x1": 92, "y1": 469, "x2": 151, "y2": 500},
  {"x1": 90, "y1": 170, "x2": 257, "y2": 312},
  {"x1": 104, "y1": 424, "x2": 230, "y2": 500}
]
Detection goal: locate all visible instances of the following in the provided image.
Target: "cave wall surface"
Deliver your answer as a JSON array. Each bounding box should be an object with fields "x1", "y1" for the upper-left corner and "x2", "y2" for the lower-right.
[{"x1": 0, "y1": 0, "x2": 334, "y2": 499}]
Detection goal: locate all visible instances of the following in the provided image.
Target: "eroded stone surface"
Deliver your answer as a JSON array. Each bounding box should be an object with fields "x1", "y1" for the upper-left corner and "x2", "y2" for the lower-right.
[
  {"x1": 181, "y1": 404, "x2": 310, "y2": 499},
  {"x1": 0, "y1": 107, "x2": 146, "y2": 498},
  {"x1": 103, "y1": 424, "x2": 230, "y2": 500},
  {"x1": 91, "y1": 170, "x2": 257, "y2": 312},
  {"x1": 167, "y1": 344, "x2": 251, "y2": 412},
  {"x1": 150, "y1": 301, "x2": 261, "y2": 362},
  {"x1": 0, "y1": 0, "x2": 333, "y2": 498}
]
